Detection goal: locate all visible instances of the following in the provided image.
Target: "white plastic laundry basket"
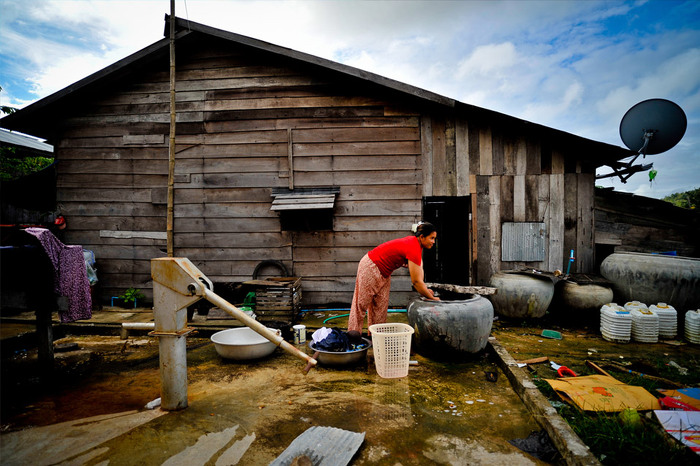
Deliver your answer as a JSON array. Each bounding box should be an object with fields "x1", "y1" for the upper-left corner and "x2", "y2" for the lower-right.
[{"x1": 369, "y1": 323, "x2": 414, "y2": 378}]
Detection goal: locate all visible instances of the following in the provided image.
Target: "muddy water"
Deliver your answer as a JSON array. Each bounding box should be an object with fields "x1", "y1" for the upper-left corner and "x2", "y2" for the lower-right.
[{"x1": 8, "y1": 337, "x2": 546, "y2": 466}]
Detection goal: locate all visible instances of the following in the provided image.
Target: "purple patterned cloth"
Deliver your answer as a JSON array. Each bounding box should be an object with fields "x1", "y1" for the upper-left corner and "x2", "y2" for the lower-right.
[{"x1": 24, "y1": 228, "x2": 92, "y2": 323}]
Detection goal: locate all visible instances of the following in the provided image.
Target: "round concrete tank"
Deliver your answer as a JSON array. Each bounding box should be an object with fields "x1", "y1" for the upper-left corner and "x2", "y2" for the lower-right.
[
  {"x1": 600, "y1": 253, "x2": 700, "y2": 311},
  {"x1": 407, "y1": 294, "x2": 493, "y2": 356}
]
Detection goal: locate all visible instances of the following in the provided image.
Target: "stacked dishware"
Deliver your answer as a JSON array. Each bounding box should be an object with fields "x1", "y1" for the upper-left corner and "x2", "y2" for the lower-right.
[
  {"x1": 685, "y1": 310, "x2": 700, "y2": 344},
  {"x1": 626, "y1": 301, "x2": 659, "y2": 343},
  {"x1": 600, "y1": 303, "x2": 632, "y2": 343},
  {"x1": 649, "y1": 303, "x2": 677, "y2": 339}
]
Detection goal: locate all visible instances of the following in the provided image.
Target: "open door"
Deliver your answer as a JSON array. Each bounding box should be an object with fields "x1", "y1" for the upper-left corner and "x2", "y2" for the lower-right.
[{"x1": 422, "y1": 196, "x2": 471, "y2": 285}]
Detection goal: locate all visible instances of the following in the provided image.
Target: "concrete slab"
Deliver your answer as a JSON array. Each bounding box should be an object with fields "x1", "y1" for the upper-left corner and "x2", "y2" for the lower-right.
[{"x1": 1, "y1": 409, "x2": 167, "y2": 465}]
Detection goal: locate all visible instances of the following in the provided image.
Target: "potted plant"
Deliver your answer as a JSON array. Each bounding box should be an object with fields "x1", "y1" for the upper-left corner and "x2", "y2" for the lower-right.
[{"x1": 118, "y1": 287, "x2": 145, "y2": 308}]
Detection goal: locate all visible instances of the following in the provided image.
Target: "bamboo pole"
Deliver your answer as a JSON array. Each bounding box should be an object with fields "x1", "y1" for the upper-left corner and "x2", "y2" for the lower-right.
[{"x1": 166, "y1": 2, "x2": 176, "y2": 257}]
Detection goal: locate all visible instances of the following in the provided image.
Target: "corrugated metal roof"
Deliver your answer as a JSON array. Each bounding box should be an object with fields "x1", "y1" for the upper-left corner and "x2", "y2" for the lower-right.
[
  {"x1": 0, "y1": 127, "x2": 53, "y2": 155},
  {"x1": 270, "y1": 426, "x2": 365, "y2": 466}
]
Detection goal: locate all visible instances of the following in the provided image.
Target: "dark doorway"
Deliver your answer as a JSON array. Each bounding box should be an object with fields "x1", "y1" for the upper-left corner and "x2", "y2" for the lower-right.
[{"x1": 422, "y1": 196, "x2": 471, "y2": 285}]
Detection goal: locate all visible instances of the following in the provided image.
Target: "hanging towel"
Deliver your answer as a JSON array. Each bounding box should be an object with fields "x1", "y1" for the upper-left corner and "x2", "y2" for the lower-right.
[{"x1": 24, "y1": 228, "x2": 92, "y2": 323}]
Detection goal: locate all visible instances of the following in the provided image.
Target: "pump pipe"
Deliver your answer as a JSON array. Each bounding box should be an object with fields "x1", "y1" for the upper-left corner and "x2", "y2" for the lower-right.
[{"x1": 202, "y1": 288, "x2": 317, "y2": 372}]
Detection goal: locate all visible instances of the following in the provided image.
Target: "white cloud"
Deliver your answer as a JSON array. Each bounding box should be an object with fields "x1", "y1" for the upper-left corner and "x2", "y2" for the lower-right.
[
  {"x1": 0, "y1": 0, "x2": 697, "y2": 198},
  {"x1": 457, "y1": 42, "x2": 519, "y2": 78}
]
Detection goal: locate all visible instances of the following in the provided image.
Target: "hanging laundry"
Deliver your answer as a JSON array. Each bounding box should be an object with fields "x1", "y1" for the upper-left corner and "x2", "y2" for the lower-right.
[{"x1": 24, "y1": 227, "x2": 92, "y2": 323}]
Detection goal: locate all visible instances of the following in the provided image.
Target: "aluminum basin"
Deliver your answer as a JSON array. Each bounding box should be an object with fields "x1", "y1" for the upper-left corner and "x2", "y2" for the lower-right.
[
  {"x1": 308, "y1": 338, "x2": 372, "y2": 366},
  {"x1": 211, "y1": 327, "x2": 280, "y2": 360}
]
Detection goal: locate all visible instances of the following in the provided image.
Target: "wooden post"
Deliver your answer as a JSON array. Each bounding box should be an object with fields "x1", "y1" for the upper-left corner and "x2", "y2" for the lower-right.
[
  {"x1": 287, "y1": 128, "x2": 294, "y2": 190},
  {"x1": 166, "y1": 2, "x2": 176, "y2": 257}
]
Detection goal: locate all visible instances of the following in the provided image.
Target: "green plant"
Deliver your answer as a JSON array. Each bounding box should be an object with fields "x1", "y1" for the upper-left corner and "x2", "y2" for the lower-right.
[
  {"x1": 662, "y1": 187, "x2": 699, "y2": 209},
  {"x1": 533, "y1": 379, "x2": 697, "y2": 465},
  {"x1": 119, "y1": 287, "x2": 145, "y2": 305}
]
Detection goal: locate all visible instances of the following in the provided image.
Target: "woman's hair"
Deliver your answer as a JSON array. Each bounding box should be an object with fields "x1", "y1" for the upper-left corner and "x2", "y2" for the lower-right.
[{"x1": 414, "y1": 221, "x2": 436, "y2": 238}]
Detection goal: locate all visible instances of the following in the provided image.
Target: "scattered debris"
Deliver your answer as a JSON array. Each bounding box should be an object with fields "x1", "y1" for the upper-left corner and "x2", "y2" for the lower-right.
[
  {"x1": 516, "y1": 356, "x2": 549, "y2": 365},
  {"x1": 546, "y1": 374, "x2": 660, "y2": 412},
  {"x1": 541, "y1": 330, "x2": 562, "y2": 340},
  {"x1": 557, "y1": 367, "x2": 577, "y2": 378},
  {"x1": 602, "y1": 361, "x2": 687, "y2": 388},
  {"x1": 508, "y1": 430, "x2": 559, "y2": 462},
  {"x1": 654, "y1": 411, "x2": 700, "y2": 455},
  {"x1": 585, "y1": 360, "x2": 613, "y2": 377},
  {"x1": 145, "y1": 397, "x2": 161, "y2": 410},
  {"x1": 668, "y1": 360, "x2": 689, "y2": 376},
  {"x1": 657, "y1": 389, "x2": 700, "y2": 410},
  {"x1": 618, "y1": 408, "x2": 642, "y2": 429},
  {"x1": 270, "y1": 426, "x2": 365, "y2": 466}
]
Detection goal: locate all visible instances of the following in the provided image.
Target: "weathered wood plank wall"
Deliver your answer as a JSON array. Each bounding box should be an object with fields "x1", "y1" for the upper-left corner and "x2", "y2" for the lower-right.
[
  {"x1": 57, "y1": 37, "x2": 423, "y2": 305},
  {"x1": 421, "y1": 113, "x2": 595, "y2": 285},
  {"x1": 595, "y1": 189, "x2": 700, "y2": 259},
  {"x1": 54, "y1": 34, "x2": 601, "y2": 305}
]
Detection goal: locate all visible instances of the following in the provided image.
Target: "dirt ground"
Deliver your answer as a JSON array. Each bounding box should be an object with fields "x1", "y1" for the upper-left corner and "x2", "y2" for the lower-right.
[{"x1": 489, "y1": 311, "x2": 700, "y2": 409}]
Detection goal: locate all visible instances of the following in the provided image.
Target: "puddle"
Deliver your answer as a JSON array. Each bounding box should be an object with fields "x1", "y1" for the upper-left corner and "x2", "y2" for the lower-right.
[{"x1": 2, "y1": 334, "x2": 549, "y2": 465}]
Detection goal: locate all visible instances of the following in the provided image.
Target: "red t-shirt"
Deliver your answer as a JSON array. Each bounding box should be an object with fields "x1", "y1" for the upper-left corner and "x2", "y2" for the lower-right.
[{"x1": 368, "y1": 236, "x2": 422, "y2": 278}]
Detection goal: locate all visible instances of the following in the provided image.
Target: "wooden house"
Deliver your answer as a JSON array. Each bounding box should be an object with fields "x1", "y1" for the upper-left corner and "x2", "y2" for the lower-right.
[
  {"x1": 0, "y1": 16, "x2": 635, "y2": 306},
  {"x1": 594, "y1": 188, "x2": 700, "y2": 266}
]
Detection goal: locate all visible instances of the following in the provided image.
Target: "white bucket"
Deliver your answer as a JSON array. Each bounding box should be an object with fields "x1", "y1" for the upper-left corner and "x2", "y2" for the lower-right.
[{"x1": 369, "y1": 323, "x2": 414, "y2": 378}]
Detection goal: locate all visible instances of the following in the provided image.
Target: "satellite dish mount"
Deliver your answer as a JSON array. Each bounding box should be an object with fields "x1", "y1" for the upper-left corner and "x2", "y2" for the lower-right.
[{"x1": 597, "y1": 98, "x2": 687, "y2": 183}]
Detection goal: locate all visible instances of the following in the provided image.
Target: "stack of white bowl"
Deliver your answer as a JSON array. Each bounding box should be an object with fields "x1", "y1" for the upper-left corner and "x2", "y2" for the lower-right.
[
  {"x1": 625, "y1": 301, "x2": 659, "y2": 343},
  {"x1": 600, "y1": 303, "x2": 632, "y2": 343},
  {"x1": 685, "y1": 310, "x2": 700, "y2": 344},
  {"x1": 649, "y1": 303, "x2": 677, "y2": 339}
]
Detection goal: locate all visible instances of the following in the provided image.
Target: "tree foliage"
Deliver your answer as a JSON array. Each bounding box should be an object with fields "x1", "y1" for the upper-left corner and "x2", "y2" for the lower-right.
[
  {"x1": 0, "y1": 86, "x2": 54, "y2": 180},
  {"x1": 662, "y1": 187, "x2": 699, "y2": 209}
]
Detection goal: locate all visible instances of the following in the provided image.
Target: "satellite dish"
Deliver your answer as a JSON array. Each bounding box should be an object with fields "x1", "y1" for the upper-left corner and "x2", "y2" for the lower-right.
[
  {"x1": 598, "y1": 98, "x2": 687, "y2": 183},
  {"x1": 620, "y1": 98, "x2": 687, "y2": 155}
]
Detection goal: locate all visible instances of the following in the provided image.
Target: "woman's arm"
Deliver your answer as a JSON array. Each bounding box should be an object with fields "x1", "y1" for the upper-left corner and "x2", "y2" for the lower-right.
[{"x1": 408, "y1": 260, "x2": 440, "y2": 300}]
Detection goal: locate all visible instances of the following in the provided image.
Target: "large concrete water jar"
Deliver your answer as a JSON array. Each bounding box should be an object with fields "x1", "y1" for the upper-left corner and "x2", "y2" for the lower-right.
[
  {"x1": 600, "y1": 252, "x2": 700, "y2": 311},
  {"x1": 407, "y1": 294, "x2": 494, "y2": 356},
  {"x1": 488, "y1": 271, "x2": 555, "y2": 318}
]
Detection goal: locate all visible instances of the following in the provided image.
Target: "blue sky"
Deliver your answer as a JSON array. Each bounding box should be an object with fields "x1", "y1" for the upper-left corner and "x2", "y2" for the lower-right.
[{"x1": 1, "y1": 0, "x2": 698, "y2": 199}]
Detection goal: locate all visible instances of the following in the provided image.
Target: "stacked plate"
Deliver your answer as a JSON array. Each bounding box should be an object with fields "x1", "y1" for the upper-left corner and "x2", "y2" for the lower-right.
[
  {"x1": 630, "y1": 308, "x2": 659, "y2": 343},
  {"x1": 685, "y1": 310, "x2": 700, "y2": 344},
  {"x1": 600, "y1": 303, "x2": 632, "y2": 343},
  {"x1": 649, "y1": 303, "x2": 677, "y2": 339}
]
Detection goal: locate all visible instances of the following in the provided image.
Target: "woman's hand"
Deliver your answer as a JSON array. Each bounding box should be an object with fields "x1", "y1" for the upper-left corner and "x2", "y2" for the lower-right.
[{"x1": 408, "y1": 261, "x2": 440, "y2": 301}]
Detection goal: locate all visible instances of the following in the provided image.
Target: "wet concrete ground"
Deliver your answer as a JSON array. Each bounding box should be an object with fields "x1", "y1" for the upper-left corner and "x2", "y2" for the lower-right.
[
  {"x1": 3, "y1": 307, "x2": 699, "y2": 465},
  {"x1": 1, "y1": 309, "x2": 553, "y2": 465}
]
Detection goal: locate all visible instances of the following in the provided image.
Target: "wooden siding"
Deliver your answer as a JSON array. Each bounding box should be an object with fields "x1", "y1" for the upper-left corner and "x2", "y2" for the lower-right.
[
  {"x1": 421, "y1": 115, "x2": 595, "y2": 284},
  {"x1": 595, "y1": 189, "x2": 700, "y2": 260},
  {"x1": 51, "y1": 33, "x2": 604, "y2": 305},
  {"x1": 56, "y1": 37, "x2": 423, "y2": 304}
]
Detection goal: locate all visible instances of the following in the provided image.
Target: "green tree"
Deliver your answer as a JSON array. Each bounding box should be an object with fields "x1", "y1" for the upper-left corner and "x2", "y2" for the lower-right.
[
  {"x1": 662, "y1": 188, "x2": 699, "y2": 209},
  {"x1": 0, "y1": 86, "x2": 54, "y2": 180}
]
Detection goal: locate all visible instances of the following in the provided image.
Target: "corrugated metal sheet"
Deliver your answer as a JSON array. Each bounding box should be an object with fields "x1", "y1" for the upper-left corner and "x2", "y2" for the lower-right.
[
  {"x1": 501, "y1": 222, "x2": 546, "y2": 262},
  {"x1": 271, "y1": 187, "x2": 339, "y2": 211},
  {"x1": 270, "y1": 426, "x2": 365, "y2": 466}
]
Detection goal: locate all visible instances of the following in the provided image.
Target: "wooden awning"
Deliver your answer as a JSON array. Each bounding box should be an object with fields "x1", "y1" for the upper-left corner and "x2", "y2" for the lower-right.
[{"x1": 270, "y1": 187, "x2": 339, "y2": 211}]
